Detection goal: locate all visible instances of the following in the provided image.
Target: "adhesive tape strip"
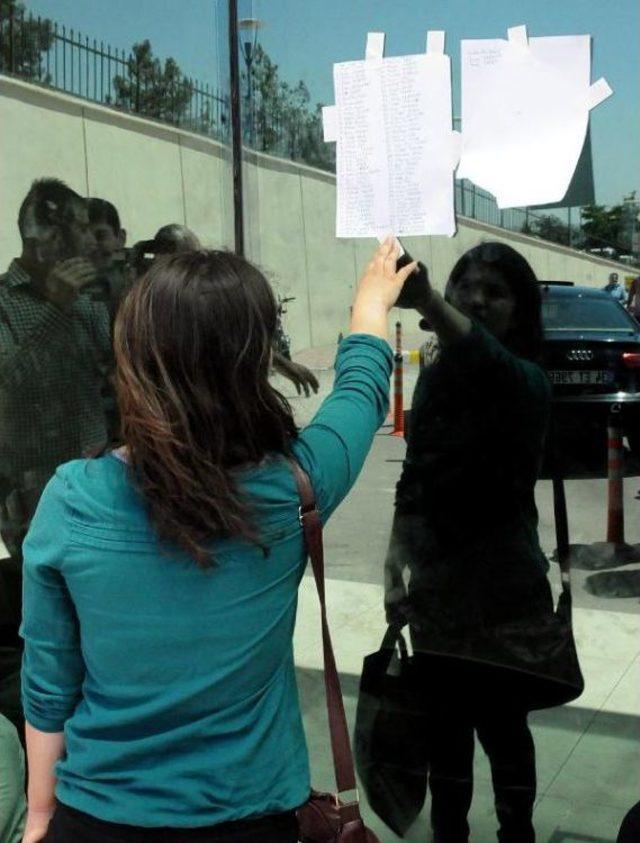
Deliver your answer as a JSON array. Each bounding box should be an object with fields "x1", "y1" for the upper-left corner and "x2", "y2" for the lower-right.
[
  {"x1": 507, "y1": 24, "x2": 528, "y2": 46},
  {"x1": 322, "y1": 106, "x2": 338, "y2": 143},
  {"x1": 588, "y1": 77, "x2": 613, "y2": 110},
  {"x1": 426, "y1": 31, "x2": 445, "y2": 55},
  {"x1": 365, "y1": 32, "x2": 385, "y2": 60}
]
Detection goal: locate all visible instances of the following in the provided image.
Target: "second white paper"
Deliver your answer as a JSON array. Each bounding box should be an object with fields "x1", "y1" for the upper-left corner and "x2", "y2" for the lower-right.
[{"x1": 457, "y1": 31, "x2": 612, "y2": 209}]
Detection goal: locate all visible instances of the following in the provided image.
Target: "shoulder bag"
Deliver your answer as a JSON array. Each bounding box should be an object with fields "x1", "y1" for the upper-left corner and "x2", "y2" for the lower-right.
[{"x1": 289, "y1": 458, "x2": 380, "y2": 843}]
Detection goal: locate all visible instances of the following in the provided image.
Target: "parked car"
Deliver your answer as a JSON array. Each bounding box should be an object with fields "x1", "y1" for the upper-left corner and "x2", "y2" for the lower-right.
[{"x1": 540, "y1": 282, "x2": 640, "y2": 456}]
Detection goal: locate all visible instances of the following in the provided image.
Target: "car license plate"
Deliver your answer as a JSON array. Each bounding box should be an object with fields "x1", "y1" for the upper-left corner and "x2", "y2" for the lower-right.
[{"x1": 548, "y1": 370, "x2": 613, "y2": 385}]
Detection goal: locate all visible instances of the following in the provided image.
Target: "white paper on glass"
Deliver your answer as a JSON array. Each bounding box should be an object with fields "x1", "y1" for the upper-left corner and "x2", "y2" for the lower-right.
[
  {"x1": 330, "y1": 32, "x2": 459, "y2": 239},
  {"x1": 458, "y1": 27, "x2": 613, "y2": 209}
]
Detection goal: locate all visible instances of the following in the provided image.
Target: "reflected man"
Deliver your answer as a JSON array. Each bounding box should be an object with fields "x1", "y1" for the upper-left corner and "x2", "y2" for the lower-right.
[
  {"x1": 87, "y1": 197, "x2": 131, "y2": 318},
  {"x1": 0, "y1": 179, "x2": 112, "y2": 733}
]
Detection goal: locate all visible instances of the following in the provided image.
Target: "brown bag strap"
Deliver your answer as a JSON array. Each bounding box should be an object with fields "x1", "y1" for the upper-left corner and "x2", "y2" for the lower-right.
[{"x1": 288, "y1": 458, "x2": 359, "y2": 798}]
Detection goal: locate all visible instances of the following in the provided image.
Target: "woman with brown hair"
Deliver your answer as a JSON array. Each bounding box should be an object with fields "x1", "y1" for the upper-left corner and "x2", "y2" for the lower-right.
[{"x1": 19, "y1": 241, "x2": 416, "y2": 843}]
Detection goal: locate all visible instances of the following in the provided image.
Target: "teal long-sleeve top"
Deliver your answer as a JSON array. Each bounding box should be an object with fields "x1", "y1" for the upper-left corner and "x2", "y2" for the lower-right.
[{"x1": 20, "y1": 333, "x2": 392, "y2": 829}]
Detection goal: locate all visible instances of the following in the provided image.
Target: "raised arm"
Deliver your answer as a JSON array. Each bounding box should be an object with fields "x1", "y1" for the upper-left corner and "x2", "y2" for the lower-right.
[
  {"x1": 293, "y1": 239, "x2": 417, "y2": 520},
  {"x1": 413, "y1": 279, "x2": 473, "y2": 347}
]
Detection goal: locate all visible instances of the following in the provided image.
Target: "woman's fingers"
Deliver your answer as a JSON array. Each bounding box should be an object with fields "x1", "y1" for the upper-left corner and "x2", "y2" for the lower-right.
[
  {"x1": 383, "y1": 241, "x2": 400, "y2": 272},
  {"x1": 362, "y1": 241, "x2": 414, "y2": 292},
  {"x1": 372, "y1": 236, "x2": 402, "y2": 277},
  {"x1": 372, "y1": 242, "x2": 389, "y2": 272}
]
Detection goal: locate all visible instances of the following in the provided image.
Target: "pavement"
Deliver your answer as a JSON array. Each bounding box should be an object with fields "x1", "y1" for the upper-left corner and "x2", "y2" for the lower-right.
[{"x1": 277, "y1": 342, "x2": 640, "y2": 843}]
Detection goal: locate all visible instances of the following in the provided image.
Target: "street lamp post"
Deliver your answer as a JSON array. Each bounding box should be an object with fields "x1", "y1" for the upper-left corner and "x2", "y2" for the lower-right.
[{"x1": 238, "y1": 17, "x2": 262, "y2": 147}]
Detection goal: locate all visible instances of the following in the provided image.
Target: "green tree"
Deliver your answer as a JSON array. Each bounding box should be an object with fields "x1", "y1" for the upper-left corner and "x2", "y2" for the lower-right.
[
  {"x1": 248, "y1": 45, "x2": 282, "y2": 151},
  {"x1": 0, "y1": 0, "x2": 53, "y2": 82},
  {"x1": 282, "y1": 79, "x2": 311, "y2": 159},
  {"x1": 530, "y1": 214, "x2": 571, "y2": 247},
  {"x1": 580, "y1": 203, "x2": 624, "y2": 251},
  {"x1": 112, "y1": 40, "x2": 193, "y2": 126},
  {"x1": 247, "y1": 44, "x2": 334, "y2": 171},
  {"x1": 619, "y1": 191, "x2": 640, "y2": 256}
]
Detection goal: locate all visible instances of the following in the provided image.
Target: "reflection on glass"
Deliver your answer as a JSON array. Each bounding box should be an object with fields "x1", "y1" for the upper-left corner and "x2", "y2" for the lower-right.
[
  {"x1": 235, "y1": 1, "x2": 639, "y2": 840},
  {"x1": 0, "y1": 181, "x2": 112, "y2": 562},
  {"x1": 386, "y1": 244, "x2": 552, "y2": 841},
  {"x1": 0, "y1": 4, "x2": 235, "y2": 833},
  {"x1": 542, "y1": 295, "x2": 636, "y2": 331},
  {"x1": 0, "y1": 0, "x2": 637, "y2": 840}
]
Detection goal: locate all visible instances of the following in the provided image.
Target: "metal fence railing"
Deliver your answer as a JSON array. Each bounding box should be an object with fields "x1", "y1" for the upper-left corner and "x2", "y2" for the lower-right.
[
  {"x1": 242, "y1": 109, "x2": 334, "y2": 170},
  {"x1": 455, "y1": 180, "x2": 567, "y2": 240},
  {"x1": 454, "y1": 181, "x2": 638, "y2": 262},
  {"x1": 0, "y1": 5, "x2": 230, "y2": 140}
]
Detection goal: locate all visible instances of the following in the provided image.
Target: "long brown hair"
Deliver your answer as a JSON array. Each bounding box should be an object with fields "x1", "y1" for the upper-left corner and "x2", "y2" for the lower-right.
[{"x1": 113, "y1": 250, "x2": 298, "y2": 566}]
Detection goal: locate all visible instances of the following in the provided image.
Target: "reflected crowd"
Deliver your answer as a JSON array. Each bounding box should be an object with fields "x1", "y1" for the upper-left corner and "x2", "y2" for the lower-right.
[{"x1": 0, "y1": 178, "x2": 637, "y2": 843}]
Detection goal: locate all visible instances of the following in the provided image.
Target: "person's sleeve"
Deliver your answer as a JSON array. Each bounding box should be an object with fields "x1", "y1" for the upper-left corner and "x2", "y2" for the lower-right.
[
  {"x1": 292, "y1": 334, "x2": 393, "y2": 522},
  {"x1": 20, "y1": 468, "x2": 85, "y2": 733},
  {"x1": 441, "y1": 321, "x2": 551, "y2": 403}
]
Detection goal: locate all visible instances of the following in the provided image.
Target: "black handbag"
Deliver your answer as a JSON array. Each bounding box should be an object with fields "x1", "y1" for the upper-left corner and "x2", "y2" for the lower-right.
[
  {"x1": 412, "y1": 433, "x2": 585, "y2": 712},
  {"x1": 474, "y1": 432, "x2": 584, "y2": 711},
  {"x1": 354, "y1": 624, "x2": 429, "y2": 837}
]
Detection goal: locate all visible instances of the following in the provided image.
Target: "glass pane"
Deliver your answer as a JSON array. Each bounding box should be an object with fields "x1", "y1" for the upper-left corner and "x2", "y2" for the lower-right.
[
  {"x1": 0, "y1": 0, "x2": 234, "y2": 818},
  {"x1": 0, "y1": 0, "x2": 233, "y2": 558},
  {"x1": 1, "y1": 1, "x2": 638, "y2": 841},
  {"x1": 236, "y1": 1, "x2": 640, "y2": 841}
]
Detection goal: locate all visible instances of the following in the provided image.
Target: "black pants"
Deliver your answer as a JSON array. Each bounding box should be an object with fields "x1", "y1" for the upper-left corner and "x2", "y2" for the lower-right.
[
  {"x1": 43, "y1": 801, "x2": 299, "y2": 843},
  {"x1": 415, "y1": 655, "x2": 537, "y2": 843}
]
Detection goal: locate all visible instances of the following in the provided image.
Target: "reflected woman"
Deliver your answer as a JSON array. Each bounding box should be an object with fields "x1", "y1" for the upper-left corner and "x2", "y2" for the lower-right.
[{"x1": 385, "y1": 243, "x2": 552, "y2": 843}]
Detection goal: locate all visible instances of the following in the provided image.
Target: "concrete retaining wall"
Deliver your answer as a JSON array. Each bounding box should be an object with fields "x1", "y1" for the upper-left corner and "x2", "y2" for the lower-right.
[{"x1": 1, "y1": 74, "x2": 634, "y2": 352}]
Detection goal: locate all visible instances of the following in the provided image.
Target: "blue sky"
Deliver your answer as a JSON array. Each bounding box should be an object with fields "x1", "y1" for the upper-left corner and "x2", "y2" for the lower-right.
[{"x1": 27, "y1": 0, "x2": 639, "y2": 206}]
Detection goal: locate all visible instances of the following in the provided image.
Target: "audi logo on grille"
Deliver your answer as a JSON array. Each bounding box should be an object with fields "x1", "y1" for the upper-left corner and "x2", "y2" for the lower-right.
[{"x1": 566, "y1": 349, "x2": 594, "y2": 362}]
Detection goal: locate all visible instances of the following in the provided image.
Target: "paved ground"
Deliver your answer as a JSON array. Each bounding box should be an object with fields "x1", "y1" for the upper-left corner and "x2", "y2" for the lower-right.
[
  {"x1": 3, "y1": 338, "x2": 636, "y2": 841},
  {"x1": 279, "y1": 343, "x2": 640, "y2": 843}
]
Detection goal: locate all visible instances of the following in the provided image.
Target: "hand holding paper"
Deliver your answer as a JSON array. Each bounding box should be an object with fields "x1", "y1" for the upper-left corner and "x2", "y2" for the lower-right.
[{"x1": 350, "y1": 238, "x2": 418, "y2": 338}]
